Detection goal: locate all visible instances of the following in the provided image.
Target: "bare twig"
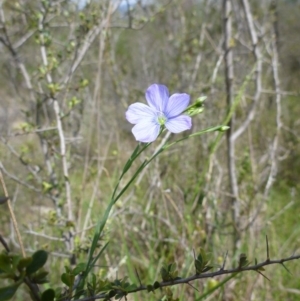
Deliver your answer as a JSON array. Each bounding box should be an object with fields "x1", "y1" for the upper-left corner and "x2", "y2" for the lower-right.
[
  {"x1": 0, "y1": 233, "x2": 10, "y2": 252},
  {"x1": 264, "y1": 1, "x2": 282, "y2": 197},
  {"x1": 75, "y1": 254, "x2": 300, "y2": 301},
  {"x1": 232, "y1": 0, "x2": 262, "y2": 142},
  {"x1": 0, "y1": 161, "x2": 41, "y2": 192},
  {"x1": 266, "y1": 235, "x2": 270, "y2": 261},
  {"x1": 38, "y1": 14, "x2": 73, "y2": 222},
  {"x1": 25, "y1": 230, "x2": 65, "y2": 242},
  {"x1": 223, "y1": 0, "x2": 240, "y2": 250}
]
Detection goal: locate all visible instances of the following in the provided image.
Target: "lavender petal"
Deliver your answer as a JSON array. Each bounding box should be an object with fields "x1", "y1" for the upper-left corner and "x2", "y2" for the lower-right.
[
  {"x1": 165, "y1": 115, "x2": 192, "y2": 133},
  {"x1": 132, "y1": 120, "x2": 160, "y2": 143},
  {"x1": 145, "y1": 84, "x2": 169, "y2": 112},
  {"x1": 165, "y1": 93, "x2": 190, "y2": 118},
  {"x1": 126, "y1": 103, "x2": 157, "y2": 124}
]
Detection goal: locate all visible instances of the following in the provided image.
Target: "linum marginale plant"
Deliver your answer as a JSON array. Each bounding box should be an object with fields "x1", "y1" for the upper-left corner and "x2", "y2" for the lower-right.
[
  {"x1": 0, "y1": 82, "x2": 224, "y2": 301},
  {"x1": 1, "y1": 84, "x2": 299, "y2": 301}
]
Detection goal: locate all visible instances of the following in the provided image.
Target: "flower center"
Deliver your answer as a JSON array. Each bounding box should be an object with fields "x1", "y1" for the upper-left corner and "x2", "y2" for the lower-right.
[{"x1": 157, "y1": 113, "x2": 167, "y2": 126}]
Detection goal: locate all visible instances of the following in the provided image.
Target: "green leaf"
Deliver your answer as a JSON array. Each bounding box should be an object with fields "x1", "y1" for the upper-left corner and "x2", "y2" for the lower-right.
[
  {"x1": 125, "y1": 283, "x2": 137, "y2": 292},
  {"x1": 0, "y1": 254, "x2": 13, "y2": 274},
  {"x1": 199, "y1": 249, "x2": 209, "y2": 265},
  {"x1": 146, "y1": 285, "x2": 153, "y2": 292},
  {"x1": 195, "y1": 260, "x2": 202, "y2": 274},
  {"x1": 195, "y1": 249, "x2": 213, "y2": 274},
  {"x1": 108, "y1": 290, "x2": 116, "y2": 298},
  {"x1": 42, "y1": 182, "x2": 53, "y2": 193},
  {"x1": 0, "y1": 273, "x2": 15, "y2": 280},
  {"x1": 97, "y1": 279, "x2": 111, "y2": 291},
  {"x1": 61, "y1": 273, "x2": 73, "y2": 287},
  {"x1": 0, "y1": 196, "x2": 9, "y2": 205},
  {"x1": 31, "y1": 270, "x2": 49, "y2": 284},
  {"x1": 72, "y1": 263, "x2": 86, "y2": 275},
  {"x1": 0, "y1": 282, "x2": 21, "y2": 301},
  {"x1": 26, "y1": 250, "x2": 48, "y2": 275},
  {"x1": 17, "y1": 257, "x2": 33, "y2": 271},
  {"x1": 11, "y1": 256, "x2": 21, "y2": 272},
  {"x1": 41, "y1": 288, "x2": 55, "y2": 301},
  {"x1": 201, "y1": 266, "x2": 213, "y2": 273},
  {"x1": 238, "y1": 254, "x2": 249, "y2": 268},
  {"x1": 160, "y1": 267, "x2": 169, "y2": 281},
  {"x1": 168, "y1": 263, "x2": 176, "y2": 273},
  {"x1": 153, "y1": 281, "x2": 160, "y2": 289},
  {"x1": 0, "y1": 254, "x2": 21, "y2": 274}
]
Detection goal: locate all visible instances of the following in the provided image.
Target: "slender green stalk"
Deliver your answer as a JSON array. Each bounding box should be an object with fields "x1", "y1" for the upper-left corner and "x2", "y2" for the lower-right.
[
  {"x1": 196, "y1": 273, "x2": 238, "y2": 300},
  {"x1": 84, "y1": 124, "x2": 226, "y2": 287}
]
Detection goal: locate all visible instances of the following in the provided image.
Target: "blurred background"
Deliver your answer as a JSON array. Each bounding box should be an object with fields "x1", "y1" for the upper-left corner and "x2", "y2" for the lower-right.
[{"x1": 0, "y1": 0, "x2": 299, "y2": 300}]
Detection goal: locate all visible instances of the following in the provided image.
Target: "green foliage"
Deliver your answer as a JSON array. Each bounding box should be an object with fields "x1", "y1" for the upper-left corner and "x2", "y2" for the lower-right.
[
  {"x1": 238, "y1": 253, "x2": 249, "y2": 269},
  {"x1": 0, "y1": 283, "x2": 22, "y2": 301},
  {"x1": 41, "y1": 289, "x2": 55, "y2": 301},
  {"x1": 0, "y1": 250, "x2": 49, "y2": 300},
  {"x1": 160, "y1": 263, "x2": 180, "y2": 282},
  {"x1": 194, "y1": 249, "x2": 213, "y2": 274},
  {"x1": 26, "y1": 250, "x2": 48, "y2": 275}
]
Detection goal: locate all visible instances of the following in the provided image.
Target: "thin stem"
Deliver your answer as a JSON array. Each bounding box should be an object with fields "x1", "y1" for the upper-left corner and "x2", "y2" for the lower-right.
[
  {"x1": 75, "y1": 254, "x2": 300, "y2": 301},
  {"x1": 0, "y1": 170, "x2": 26, "y2": 257},
  {"x1": 223, "y1": 0, "x2": 240, "y2": 251}
]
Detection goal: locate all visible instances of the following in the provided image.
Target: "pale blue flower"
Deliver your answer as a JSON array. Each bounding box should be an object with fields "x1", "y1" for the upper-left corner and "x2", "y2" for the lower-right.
[{"x1": 126, "y1": 84, "x2": 192, "y2": 143}]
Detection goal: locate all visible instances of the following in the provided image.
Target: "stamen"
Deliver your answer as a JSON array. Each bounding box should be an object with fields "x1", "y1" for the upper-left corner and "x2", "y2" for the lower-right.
[{"x1": 157, "y1": 113, "x2": 167, "y2": 125}]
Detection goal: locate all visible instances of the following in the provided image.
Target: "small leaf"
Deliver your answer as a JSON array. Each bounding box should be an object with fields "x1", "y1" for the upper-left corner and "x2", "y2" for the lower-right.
[
  {"x1": 201, "y1": 266, "x2": 213, "y2": 273},
  {"x1": 31, "y1": 270, "x2": 49, "y2": 284},
  {"x1": 0, "y1": 254, "x2": 13, "y2": 274},
  {"x1": 98, "y1": 279, "x2": 111, "y2": 291},
  {"x1": 168, "y1": 263, "x2": 176, "y2": 273},
  {"x1": 72, "y1": 263, "x2": 86, "y2": 275},
  {"x1": 153, "y1": 281, "x2": 160, "y2": 289},
  {"x1": 0, "y1": 196, "x2": 9, "y2": 205},
  {"x1": 194, "y1": 259, "x2": 203, "y2": 274},
  {"x1": 26, "y1": 250, "x2": 48, "y2": 275},
  {"x1": 197, "y1": 254, "x2": 203, "y2": 266},
  {"x1": 61, "y1": 273, "x2": 72, "y2": 287},
  {"x1": 91, "y1": 273, "x2": 97, "y2": 289},
  {"x1": 108, "y1": 290, "x2": 116, "y2": 298},
  {"x1": 11, "y1": 255, "x2": 21, "y2": 271},
  {"x1": 199, "y1": 248, "x2": 209, "y2": 266},
  {"x1": 238, "y1": 253, "x2": 249, "y2": 268},
  {"x1": 64, "y1": 265, "x2": 71, "y2": 273},
  {"x1": 41, "y1": 288, "x2": 55, "y2": 301},
  {"x1": 0, "y1": 273, "x2": 15, "y2": 280},
  {"x1": 146, "y1": 285, "x2": 153, "y2": 292},
  {"x1": 42, "y1": 182, "x2": 53, "y2": 193},
  {"x1": 125, "y1": 284, "x2": 137, "y2": 291},
  {"x1": 160, "y1": 267, "x2": 169, "y2": 282},
  {"x1": 0, "y1": 282, "x2": 21, "y2": 301},
  {"x1": 17, "y1": 257, "x2": 33, "y2": 271},
  {"x1": 115, "y1": 291, "x2": 126, "y2": 299}
]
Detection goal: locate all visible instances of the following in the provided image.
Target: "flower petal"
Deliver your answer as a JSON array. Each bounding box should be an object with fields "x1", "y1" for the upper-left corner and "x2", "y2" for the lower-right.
[
  {"x1": 126, "y1": 103, "x2": 157, "y2": 124},
  {"x1": 145, "y1": 84, "x2": 169, "y2": 112},
  {"x1": 165, "y1": 115, "x2": 192, "y2": 133},
  {"x1": 165, "y1": 93, "x2": 190, "y2": 118},
  {"x1": 132, "y1": 120, "x2": 160, "y2": 143}
]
